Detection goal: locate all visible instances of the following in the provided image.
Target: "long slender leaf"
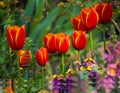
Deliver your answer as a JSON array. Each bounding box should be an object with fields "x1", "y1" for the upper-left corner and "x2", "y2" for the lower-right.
[
  {"x1": 24, "y1": 0, "x2": 35, "y2": 16},
  {"x1": 29, "y1": 7, "x2": 61, "y2": 42},
  {"x1": 34, "y1": 0, "x2": 45, "y2": 18}
]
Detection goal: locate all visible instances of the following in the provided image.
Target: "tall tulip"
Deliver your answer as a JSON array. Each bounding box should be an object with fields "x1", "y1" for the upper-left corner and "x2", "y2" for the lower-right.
[
  {"x1": 71, "y1": 16, "x2": 88, "y2": 31},
  {"x1": 36, "y1": 47, "x2": 49, "y2": 67},
  {"x1": 17, "y1": 50, "x2": 32, "y2": 67},
  {"x1": 94, "y1": 2, "x2": 112, "y2": 24},
  {"x1": 72, "y1": 30, "x2": 86, "y2": 50},
  {"x1": 44, "y1": 33, "x2": 57, "y2": 53},
  {"x1": 56, "y1": 33, "x2": 70, "y2": 53},
  {"x1": 6, "y1": 25, "x2": 26, "y2": 50},
  {"x1": 55, "y1": 32, "x2": 70, "y2": 74},
  {"x1": 80, "y1": 7, "x2": 99, "y2": 30},
  {"x1": 36, "y1": 47, "x2": 49, "y2": 90}
]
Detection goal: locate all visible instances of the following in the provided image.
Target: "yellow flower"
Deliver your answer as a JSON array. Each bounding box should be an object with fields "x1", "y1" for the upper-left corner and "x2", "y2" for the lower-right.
[
  {"x1": 80, "y1": 66, "x2": 86, "y2": 70},
  {"x1": 86, "y1": 66, "x2": 92, "y2": 71}
]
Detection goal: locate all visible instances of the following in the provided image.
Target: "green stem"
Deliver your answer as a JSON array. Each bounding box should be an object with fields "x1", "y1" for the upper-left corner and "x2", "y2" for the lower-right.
[
  {"x1": 78, "y1": 50, "x2": 81, "y2": 62},
  {"x1": 9, "y1": 48, "x2": 14, "y2": 91},
  {"x1": 33, "y1": 61, "x2": 36, "y2": 79},
  {"x1": 62, "y1": 54, "x2": 64, "y2": 74},
  {"x1": 52, "y1": 54, "x2": 54, "y2": 63},
  {"x1": 16, "y1": 51, "x2": 21, "y2": 86},
  {"x1": 90, "y1": 32, "x2": 93, "y2": 58},
  {"x1": 103, "y1": 30, "x2": 106, "y2": 51},
  {"x1": 96, "y1": 26, "x2": 106, "y2": 52},
  {"x1": 84, "y1": 47, "x2": 87, "y2": 58},
  {"x1": 41, "y1": 67, "x2": 44, "y2": 90}
]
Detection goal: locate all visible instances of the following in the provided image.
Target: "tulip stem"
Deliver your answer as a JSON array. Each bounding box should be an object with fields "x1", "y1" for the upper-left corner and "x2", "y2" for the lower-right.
[
  {"x1": 41, "y1": 67, "x2": 44, "y2": 90},
  {"x1": 96, "y1": 26, "x2": 106, "y2": 52},
  {"x1": 16, "y1": 51, "x2": 21, "y2": 87},
  {"x1": 103, "y1": 30, "x2": 106, "y2": 51},
  {"x1": 52, "y1": 55, "x2": 54, "y2": 63},
  {"x1": 90, "y1": 32, "x2": 94, "y2": 58},
  {"x1": 62, "y1": 54, "x2": 65, "y2": 74},
  {"x1": 78, "y1": 50, "x2": 81, "y2": 62},
  {"x1": 9, "y1": 48, "x2": 14, "y2": 91}
]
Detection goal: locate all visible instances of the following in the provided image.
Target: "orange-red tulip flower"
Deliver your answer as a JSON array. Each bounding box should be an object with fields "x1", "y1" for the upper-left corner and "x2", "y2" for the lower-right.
[
  {"x1": 72, "y1": 30, "x2": 86, "y2": 50},
  {"x1": 17, "y1": 50, "x2": 32, "y2": 67},
  {"x1": 44, "y1": 33, "x2": 57, "y2": 53},
  {"x1": 80, "y1": 7, "x2": 99, "y2": 30},
  {"x1": 56, "y1": 33, "x2": 70, "y2": 53},
  {"x1": 36, "y1": 47, "x2": 49, "y2": 67},
  {"x1": 71, "y1": 16, "x2": 88, "y2": 31},
  {"x1": 94, "y1": 2, "x2": 112, "y2": 24},
  {"x1": 6, "y1": 25, "x2": 26, "y2": 50}
]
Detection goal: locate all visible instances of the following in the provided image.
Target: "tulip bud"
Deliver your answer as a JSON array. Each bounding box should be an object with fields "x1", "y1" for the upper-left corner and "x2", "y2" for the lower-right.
[
  {"x1": 6, "y1": 25, "x2": 26, "y2": 50},
  {"x1": 72, "y1": 30, "x2": 86, "y2": 50},
  {"x1": 44, "y1": 33, "x2": 57, "y2": 53},
  {"x1": 36, "y1": 47, "x2": 49, "y2": 67},
  {"x1": 56, "y1": 33, "x2": 70, "y2": 53},
  {"x1": 80, "y1": 7, "x2": 99, "y2": 30},
  {"x1": 17, "y1": 50, "x2": 32, "y2": 67},
  {"x1": 94, "y1": 2, "x2": 112, "y2": 24}
]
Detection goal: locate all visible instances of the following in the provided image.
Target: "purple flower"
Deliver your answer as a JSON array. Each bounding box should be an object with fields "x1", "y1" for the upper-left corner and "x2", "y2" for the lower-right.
[
  {"x1": 52, "y1": 74, "x2": 73, "y2": 93},
  {"x1": 103, "y1": 53, "x2": 114, "y2": 63},
  {"x1": 116, "y1": 62, "x2": 120, "y2": 77},
  {"x1": 89, "y1": 71, "x2": 96, "y2": 81},
  {"x1": 97, "y1": 75, "x2": 115, "y2": 93}
]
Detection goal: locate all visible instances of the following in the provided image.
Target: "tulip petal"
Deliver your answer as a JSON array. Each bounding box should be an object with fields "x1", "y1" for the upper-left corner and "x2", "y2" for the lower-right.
[
  {"x1": 15, "y1": 25, "x2": 26, "y2": 49},
  {"x1": 94, "y1": 3, "x2": 104, "y2": 23},
  {"x1": 47, "y1": 34, "x2": 57, "y2": 53},
  {"x1": 43, "y1": 48, "x2": 49, "y2": 64},
  {"x1": 43, "y1": 35, "x2": 48, "y2": 48},
  {"x1": 102, "y1": 3, "x2": 112, "y2": 23},
  {"x1": 6, "y1": 26, "x2": 15, "y2": 49},
  {"x1": 86, "y1": 8, "x2": 99, "y2": 29},
  {"x1": 36, "y1": 50, "x2": 44, "y2": 66},
  {"x1": 71, "y1": 16, "x2": 80, "y2": 31},
  {"x1": 59, "y1": 37, "x2": 70, "y2": 53},
  {"x1": 75, "y1": 32, "x2": 86, "y2": 50},
  {"x1": 72, "y1": 31, "x2": 78, "y2": 49}
]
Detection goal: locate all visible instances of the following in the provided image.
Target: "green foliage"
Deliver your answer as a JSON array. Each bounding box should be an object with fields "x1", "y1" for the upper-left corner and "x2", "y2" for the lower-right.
[{"x1": 0, "y1": 0, "x2": 120, "y2": 93}]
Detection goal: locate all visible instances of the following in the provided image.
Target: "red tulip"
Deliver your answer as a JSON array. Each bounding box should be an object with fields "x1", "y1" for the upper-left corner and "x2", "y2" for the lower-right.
[
  {"x1": 80, "y1": 7, "x2": 99, "y2": 30},
  {"x1": 17, "y1": 50, "x2": 32, "y2": 67},
  {"x1": 72, "y1": 30, "x2": 86, "y2": 50},
  {"x1": 6, "y1": 25, "x2": 26, "y2": 50},
  {"x1": 71, "y1": 16, "x2": 88, "y2": 31},
  {"x1": 36, "y1": 47, "x2": 49, "y2": 67},
  {"x1": 56, "y1": 33, "x2": 70, "y2": 53},
  {"x1": 94, "y1": 2, "x2": 112, "y2": 24},
  {"x1": 44, "y1": 33, "x2": 57, "y2": 53}
]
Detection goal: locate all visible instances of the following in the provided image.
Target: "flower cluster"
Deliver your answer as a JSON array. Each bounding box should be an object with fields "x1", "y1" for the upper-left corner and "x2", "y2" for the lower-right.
[
  {"x1": 44, "y1": 32, "x2": 70, "y2": 54},
  {"x1": 103, "y1": 41, "x2": 120, "y2": 77},
  {"x1": 71, "y1": 2, "x2": 112, "y2": 33},
  {"x1": 97, "y1": 75, "x2": 115, "y2": 93},
  {"x1": 52, "y1": 74, "x2": 73, "y2": 93}
]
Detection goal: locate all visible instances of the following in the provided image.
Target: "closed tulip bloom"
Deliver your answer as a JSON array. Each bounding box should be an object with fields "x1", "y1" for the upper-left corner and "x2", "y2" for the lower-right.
[
  {"x1": 36, "y1": 47, "x2": 49, "y2": 67},
  {"x1": 56, "y1": 33, "x2": 70, "y2": 53},
  {"x1": 17, "y1": 50, "x2": 32, "y2": 67},
  {"x1": 72, "y1": 30, "x2": 86, "y2": 50},
  {"x1": 94, "y1": 2, "x2": 112, "y2": 24},
  {"x1": 44, "y1": 33, "x2": 57, "y2": 53},
  {"x1": 71, "y1": 16, "x2": 88, "y2": 31},
  {"x1": 6, "y1": 25, "x2": 26, "y2": 50},
  {"x1": 80, "y1": 7, "x2": 99, "y2": 30}
]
